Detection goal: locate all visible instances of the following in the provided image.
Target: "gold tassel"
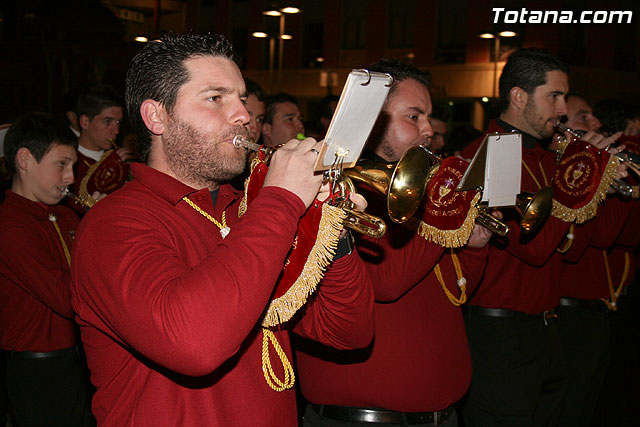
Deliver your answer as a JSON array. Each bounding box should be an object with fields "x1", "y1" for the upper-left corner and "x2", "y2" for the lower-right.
[
  {"x1": 551, "y1": 156, "x2": 620, "y2": 223},
  {"x1": 417, "y1": 192, "x2": 481, "y2": 248},
  {"x1": 261, "y1": 328, "x2": 295, "y2": 391}
]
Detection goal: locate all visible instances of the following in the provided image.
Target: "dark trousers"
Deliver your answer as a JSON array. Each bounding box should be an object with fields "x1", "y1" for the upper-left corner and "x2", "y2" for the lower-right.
[
  {"x1": 5, "y1": 350, "x2": 95, "y2": 427},
  {"x1": 302, "y1": 404, "x2": 459, "y2": 427},
  {"x1": 0, "y1": 351, "x2": 8, "y2": 425},
  {"x1": 555, "y1": 304, "x2": 610, "y2": 427},
  {"x1": 462, "y1": 312, "x2": 567, "y2": 427},
  {"x1": 592, "y1": 292, "x2": 640, "y2": 426}
]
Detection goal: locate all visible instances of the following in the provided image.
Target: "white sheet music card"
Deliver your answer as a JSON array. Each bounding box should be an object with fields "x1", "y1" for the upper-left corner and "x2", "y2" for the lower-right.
[
  {"x1": 484, "y1": 133, "x2": 522, "y2": 207},
  {"x1": 314, "y1": 69, "x2": 393, "y2": 171},
  {"x1": 457, "y1": 133, "x2": 522, "y2": 207}
]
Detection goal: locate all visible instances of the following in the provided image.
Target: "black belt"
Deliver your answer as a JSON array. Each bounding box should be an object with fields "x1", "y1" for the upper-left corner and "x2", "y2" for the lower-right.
[
  {"x1": 5, "y1": 346, "x2": 78, "y2": 360},
  {"x1": 311, "y1": 404, "x2": 454, "y2": 425},
  {"x1": 467, "y1": 305, "x2": 556, "y2": 321},
  {"x1": 559, "y1": 297, "x2": 609, "y2": 313}
]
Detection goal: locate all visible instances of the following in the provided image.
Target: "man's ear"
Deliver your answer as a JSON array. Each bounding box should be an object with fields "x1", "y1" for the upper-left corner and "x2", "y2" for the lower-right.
[
  {"x1": 140, "y1": 100, "x2": 166, "y2": 136},
  {"x1": 15, "y1": 147, "x2": 35, "y2": 172},
  {"x1": 79, "y1": 114, "x2": 91, "y2": 130},
  {"x1": 510, "y1": 86, "x2": 528, "y2": 111}
]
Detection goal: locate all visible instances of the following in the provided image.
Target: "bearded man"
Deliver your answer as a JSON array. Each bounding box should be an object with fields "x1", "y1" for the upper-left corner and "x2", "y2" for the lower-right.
[{"x1": 70, "y1": 33, "x2": 374, "y2": 426}]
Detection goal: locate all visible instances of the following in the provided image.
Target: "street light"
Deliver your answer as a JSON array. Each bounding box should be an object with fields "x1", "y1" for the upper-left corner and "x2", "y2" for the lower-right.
[
  {"x1": 262, "y1": 6, "x2": 300, "y2": 92},
  {"x1": 254, "y1": 6, "x2": 300, "y2": 93},
  {"x1": 478, "y1": 30, "x2": 517, "y2": 98},
  {"x1": 252, "y1": 31, "x2": 277, "y2": 93}
]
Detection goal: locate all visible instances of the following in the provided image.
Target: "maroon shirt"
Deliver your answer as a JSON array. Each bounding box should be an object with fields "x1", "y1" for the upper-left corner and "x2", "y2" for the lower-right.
[
  {"x1": 461, "y1": 120, "x2": 570, "y2": 313},
  {"x1": 295, "y1": 184, "x2": 489, "y2": 412},
  {"x1": 0, "y1": 190, "x2": 79, "y2": 351},
  {"x1": 560, "y1": 197, "x2": 633, "y2": 300},
  {"x1": 71, "y1": 163, "x2": 374, "y2": 426}
]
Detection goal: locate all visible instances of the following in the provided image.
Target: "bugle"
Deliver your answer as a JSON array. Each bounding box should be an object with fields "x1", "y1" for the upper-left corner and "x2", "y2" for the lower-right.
[
  {"x1": 476, "y1": 187, "x2": 554, "y2": 236},
  {"x1": 61, "y1": 187, "x2": 96, "y2": 209},
  {"x1": 232, "y1": 135, "x2": 389, "y2": 238},
  {"x1": 342, "y1": 145, "x2": 432, "y2": 224},
  {"x1": 420, "y1": 145, "x2": 552, "y2": 236}
]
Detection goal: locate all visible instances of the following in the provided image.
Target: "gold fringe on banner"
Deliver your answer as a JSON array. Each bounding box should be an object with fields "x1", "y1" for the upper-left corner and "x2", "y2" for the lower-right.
[
  {"x1": 417, "y1": 192, "x2": 481, "y2": 248},
  {"x1": 551, "y1": 156, "x2": 620, "y2": 223},
  {"x1": 261, "y1": 204, "x2": 346, "y2": 327},
  {"x1": 238, "y1": 156, "x2": 263, "y2": 218}
]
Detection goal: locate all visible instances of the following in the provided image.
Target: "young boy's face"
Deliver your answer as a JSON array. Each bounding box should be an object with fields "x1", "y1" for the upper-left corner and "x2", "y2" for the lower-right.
[
  {"x1": 81, "y1": 106, "x2": 123, "y2": 151},
  {"x1": 23, "y1": 143, "x2": 76, "y2": 205}
]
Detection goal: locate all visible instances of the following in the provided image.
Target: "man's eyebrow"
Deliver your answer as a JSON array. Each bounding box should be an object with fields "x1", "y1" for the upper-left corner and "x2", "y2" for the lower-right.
[
  {"x1": 409, "y1": 106, "x2": 426, "y2": 115},
  {"x1": 199, "y1": 86, "x2": 234, "y2": 95}
]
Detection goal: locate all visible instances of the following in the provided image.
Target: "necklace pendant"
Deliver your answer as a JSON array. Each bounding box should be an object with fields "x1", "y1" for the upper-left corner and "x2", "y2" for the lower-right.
[
  {"x1": 220, "y1": 226, "x2": 231, "y2": 239},
  {"x1": 48, "y1": 214, "x2": 56, "y2": 222}
]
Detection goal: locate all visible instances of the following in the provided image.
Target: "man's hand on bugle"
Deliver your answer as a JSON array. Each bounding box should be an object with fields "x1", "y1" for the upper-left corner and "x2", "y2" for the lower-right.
[{"x1": 263, "y1": 137, "x2": 324, "y2": 208}]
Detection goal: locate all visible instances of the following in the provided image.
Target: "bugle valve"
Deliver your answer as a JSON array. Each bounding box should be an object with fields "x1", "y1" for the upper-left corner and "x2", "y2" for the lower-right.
[
  {"x1": 61, "y1": 187, "x2": 96, "y2": 209},
  {"x1": 232, "y1": 135, "x2": 389, "y2": 238},
  {"x1": 476, "y1": 187, "x2": 554, "y2": 237}
]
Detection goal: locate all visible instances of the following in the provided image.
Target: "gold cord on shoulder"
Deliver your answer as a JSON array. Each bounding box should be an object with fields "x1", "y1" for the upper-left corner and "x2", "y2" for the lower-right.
[
  {"x1": 556, "y1": 224, "x2": 575, "y2": 254},
  {"x1": 600, "y1": 250, "x2": 630, "y2": 311},
  {"x1": 49, "y1": 214, "x2": 71, "y2": 267},
  {"x1": 182, "y1": 196, "x2": 229, "y2": 237},
  {"x1": 433, "y1": 250, "x2": 467, "y2": 306},
  {"x1": 522, "y1": 160, "x2": 543, "y2": 191}
]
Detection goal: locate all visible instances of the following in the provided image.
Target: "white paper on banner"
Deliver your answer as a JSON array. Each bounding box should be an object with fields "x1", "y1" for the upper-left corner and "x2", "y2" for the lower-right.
[
  {"x1": 482, "y1": 133, "x2": 522, "y2": 207},
  {"x1": 314, "y1": 69, "x2": 393, "y2": 171}
]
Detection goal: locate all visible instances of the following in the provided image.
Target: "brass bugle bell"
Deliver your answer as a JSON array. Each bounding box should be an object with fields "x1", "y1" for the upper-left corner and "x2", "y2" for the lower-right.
[
  {"x1": 342, "y1": 145, "x2": 432, "y2": 224},
  {"x1": 476, "y1": 187, "x2": 553, "y2": 237}
]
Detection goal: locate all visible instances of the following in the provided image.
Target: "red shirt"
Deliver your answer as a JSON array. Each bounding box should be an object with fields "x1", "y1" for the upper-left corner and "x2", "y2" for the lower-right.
[
  {"x1": 71, "y1": 163, "x2": 374, "y2": 426},
  {"x1": 461, "y1": 120, "x2": 570, "y2": 313},
  {"x1": 560, "y1": 197, "x2": 633, "y2": 300},
  {"x1": 0, "y1": 190, "x2": 79, "y2": 351},
  {"x1": 295, "y1": 185, "x2": 488, "y2": 412}
]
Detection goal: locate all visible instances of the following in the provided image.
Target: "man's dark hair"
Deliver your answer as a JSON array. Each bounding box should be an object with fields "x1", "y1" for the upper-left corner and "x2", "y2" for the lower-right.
[
  {"x1": 4, "y1": 112, "x2": 77, "y2": 177},
  {"x1": 499, "y1": 48, "x2": 568, "y2": 111},
  {"x1": 368, "y1": 58, "x2": 432, "y2": 99},
  {"x1": 430, "y1": 104, "x2": 450, "y2": 123},
  {"x1": 244, "y1": 78, "x2": 266, "y2": 103},
  {"x1": 264, "y1": 93, "x2": 299, "y2": 125},
  {"x1": 125, "y1": 33, "x2": 235, "y2": 162},
  {"x1": 76, "y1": 85, "x2": 122, "y2": 121},
  {"x1": 593, "y1": 98, "x2": 637, "y2": 135}
]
